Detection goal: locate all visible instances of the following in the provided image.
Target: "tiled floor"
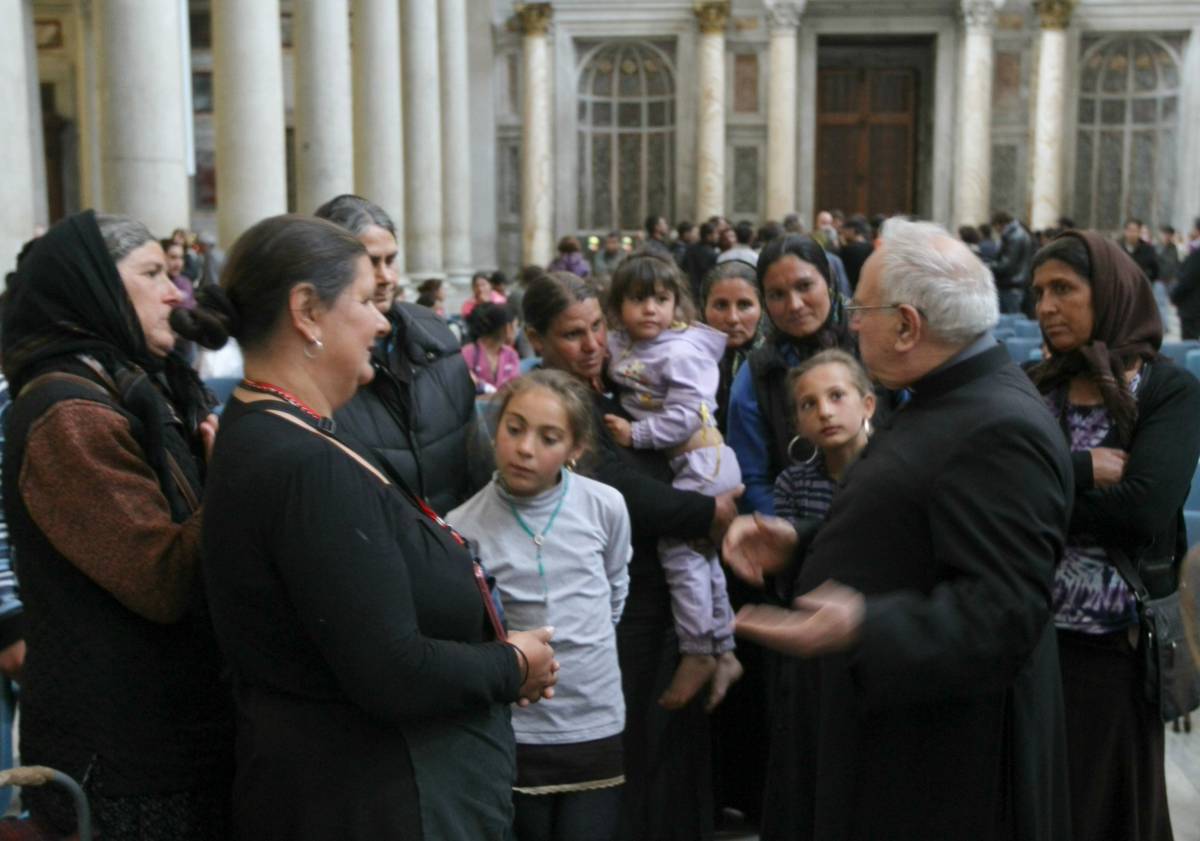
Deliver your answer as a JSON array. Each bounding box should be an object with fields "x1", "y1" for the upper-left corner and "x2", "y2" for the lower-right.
[{"x1": 716, "y1": 727, "x2": 1200, "y2": 841}]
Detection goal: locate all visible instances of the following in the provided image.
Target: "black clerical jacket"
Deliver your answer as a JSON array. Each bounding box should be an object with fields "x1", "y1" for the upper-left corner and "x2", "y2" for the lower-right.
[{"x1": 780, "y1": 344, "x2": 1073, "y2": 841}]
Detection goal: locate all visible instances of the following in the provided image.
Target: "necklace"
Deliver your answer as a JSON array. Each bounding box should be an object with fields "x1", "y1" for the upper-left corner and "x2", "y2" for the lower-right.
[
  {"x1": 506, "y1": 470, "x2": 570, "y2": 598},
  {"x1": 240, "y1": 378, "x2": 335, "y2": 432}
]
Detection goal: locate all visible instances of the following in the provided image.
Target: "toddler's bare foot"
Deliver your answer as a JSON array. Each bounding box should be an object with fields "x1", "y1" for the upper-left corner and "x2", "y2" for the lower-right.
[
  {"x1": 658, "y1": 654, "x2": 716, "y2": 710},
  {"x1": 705, "y1": 651, "x2": 744, "y2": 712}
]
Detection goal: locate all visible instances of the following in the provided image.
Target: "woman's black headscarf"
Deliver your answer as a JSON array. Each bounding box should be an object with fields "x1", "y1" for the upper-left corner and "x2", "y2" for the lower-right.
[
  {"x1": 2, "y1": 210, "x2": 213, "y2": 507},
  {"x1": 1029, "y1": 229, "x2": 1162, "y2": 445},
  {"x1": 755, "y1": 234, "x2": 849, "y2": 354}
]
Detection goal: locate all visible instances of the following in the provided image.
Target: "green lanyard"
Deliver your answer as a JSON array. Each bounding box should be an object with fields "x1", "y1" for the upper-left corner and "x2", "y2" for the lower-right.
[{"x1": 507, "y1": 470, "x2": 571, "y2": 598}]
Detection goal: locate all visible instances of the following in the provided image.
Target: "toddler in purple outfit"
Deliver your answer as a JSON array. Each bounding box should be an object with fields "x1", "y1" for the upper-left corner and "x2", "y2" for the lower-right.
[{"x1": 602, "y1": 254, "x2": 743, "y2": 710}]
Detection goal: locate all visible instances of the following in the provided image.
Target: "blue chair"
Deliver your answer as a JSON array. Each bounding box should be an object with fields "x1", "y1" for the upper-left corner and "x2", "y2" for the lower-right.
[
  {"x1": 1160, "y1": 340, "x2": 1200, "y2": 363},
  {"x1": 993, "y1": 327, "x2": 1015, "y2": 342},
  {"x1": 1186, "y1": 460, "x2": 1200, "y2": 513},
  {"x1": 1004, "y1": 337, "x2": 1041, "y2": 364},
  {"x1": 1013, "y1": 320, "x2": 1042, "y2": 338},
  {"x1": 1185, "y1": 510, "x2": 1200, "y2": 548},
  {"x1": 1028, "y1": 348, "x2": 1045, "y2": 363},
  {"x1": 997, "y1": 313, "x2": 1024, "y2": 327},
  {"x1": 1186, "y1": 349, "x2": 1200, "y2": 382},
  {"x1": 519, "y1": 356, "x2": 542, "y2": 374}
]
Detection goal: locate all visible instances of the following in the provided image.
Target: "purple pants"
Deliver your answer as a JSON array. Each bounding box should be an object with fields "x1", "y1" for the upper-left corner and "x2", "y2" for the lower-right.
[{"x1": 662, "y1": 444, "x2": 741, "y2": 655}]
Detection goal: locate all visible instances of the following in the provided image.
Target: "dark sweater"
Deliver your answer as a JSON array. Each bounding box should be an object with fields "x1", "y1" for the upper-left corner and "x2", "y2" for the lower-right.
[{"x1": 203, "y1": 398, "x2": 521, "y2": 840}]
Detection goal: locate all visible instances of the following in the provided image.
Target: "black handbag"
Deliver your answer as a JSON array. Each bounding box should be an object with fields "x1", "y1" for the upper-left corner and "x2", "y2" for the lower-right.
[{"x1": 1107, "y1": 544, "x2": 1200, "y2": 722}]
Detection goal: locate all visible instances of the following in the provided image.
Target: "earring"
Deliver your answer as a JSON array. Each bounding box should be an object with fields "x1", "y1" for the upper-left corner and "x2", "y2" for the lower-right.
[
  {"x1": 787, "y1": 435, "x2": 819, "y2": 466},
  {"x1": 303, "y1": 337, "x2": 324, "y2": 359},
  {"x1": 566, "y1": 458, "x2": 578, "y2": 472},
  {"x1": 862, "y1": 416, "x2": 873, "y2": 437}
]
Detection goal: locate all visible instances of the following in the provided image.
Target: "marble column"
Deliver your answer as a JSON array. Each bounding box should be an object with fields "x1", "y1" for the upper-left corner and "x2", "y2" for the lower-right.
[
  {"x1": 694, "y1": 1, "x2": 730, "y2": 222},
  {"x1": 954, "y1": 0, "x2": 996, "y2": 226},
  {"x1": 213, "y1": 0, "x2": 287, "y2": 247},
  {"x1": 0, "y1": 0, "x2": 38, "y2": 274},
  {"x1": 293, "y1": 0, "x2": 354, "y2": 215},
  {"x1": 1029, "y1": 0, "x2": 1076, "y2": 231},
  {"x1": 440, "y1": 0, "x2": 472, "y2": 285},
  {"x1": 352, "y1": 0, "x2": 405, "y2": 272},
  {"x1": 765, "y1": 1, "x2": 804, "y2": 221},
  {"x1": 402, "y1": 0, "x2": 444, "y2": 275},
  {"x1": 97, "y1": 0, "x2": 191, "y2": 233},
  {"x1": 517, "y1": 3, "x2": 553, "y2": 267}
]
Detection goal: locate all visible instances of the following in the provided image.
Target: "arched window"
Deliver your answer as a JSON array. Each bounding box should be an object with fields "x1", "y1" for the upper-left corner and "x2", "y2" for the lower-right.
[
  {"x1": 577, "y1": 42, "x2": 675, "y2": 233},
  {"x1": 1072, "y1": 34, "x2": 1183, "y2": 231}
]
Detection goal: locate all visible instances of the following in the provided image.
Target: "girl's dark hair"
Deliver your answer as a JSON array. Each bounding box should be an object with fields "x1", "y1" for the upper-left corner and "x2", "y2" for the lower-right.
[
  {"x1": 1030, "y1": 234, "x2": 1091, "y2": 279},
  {"x1": 700, "y1": 260, "x2": 760, "y2": 310},
  {"x1": 468, "y1": 301, "x2": 515, "y2": 340},
  {"x1": 557, "y1": 236, "x2": 581, "y2": 254},
  {"x1": 495, "y1": 369, "x2": 596, "y2": 461},
  {"x1": 607, "y1": 253, "x2": 697, "y2": 325},
  {"x1": 417, "y1": 278, "x2": 442, "y2": 296},
  {"x1": 182, "y1": 215, "x2": 366, "y2": 352},
  {"x1": 522, "y1": 271, "x2": 598, "y2": 336}
]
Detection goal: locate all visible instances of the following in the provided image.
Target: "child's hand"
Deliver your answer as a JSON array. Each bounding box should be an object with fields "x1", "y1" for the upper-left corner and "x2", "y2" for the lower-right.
[{"x1": 603, "y1": 414, "x2": 633, "y2": 447}]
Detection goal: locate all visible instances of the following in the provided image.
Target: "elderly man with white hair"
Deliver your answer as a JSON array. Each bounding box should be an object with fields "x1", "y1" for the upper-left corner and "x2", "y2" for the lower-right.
[{"x1": 724, "y1": 218, "x2": 1073, "y2": 841}]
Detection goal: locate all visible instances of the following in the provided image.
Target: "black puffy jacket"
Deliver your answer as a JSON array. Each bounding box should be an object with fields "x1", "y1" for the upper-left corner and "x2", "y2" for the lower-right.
[{"x1": 335, "y1": 302, "x2": 478, "y2": 515}]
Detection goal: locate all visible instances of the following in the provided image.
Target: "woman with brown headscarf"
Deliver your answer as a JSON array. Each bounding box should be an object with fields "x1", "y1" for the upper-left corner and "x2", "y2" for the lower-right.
[{"x1": 1029, "y1": 230, "x2": 1200, "y2": 841}]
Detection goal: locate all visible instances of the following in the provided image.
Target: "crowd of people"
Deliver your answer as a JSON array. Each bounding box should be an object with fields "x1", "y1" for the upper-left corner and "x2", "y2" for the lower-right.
[{"x1": 0, "y1": 194, "x2": 1197, "y2": 841}]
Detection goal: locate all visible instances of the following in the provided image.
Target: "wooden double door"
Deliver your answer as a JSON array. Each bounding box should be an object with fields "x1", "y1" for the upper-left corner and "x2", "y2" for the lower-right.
[{"x1": 815, "y1": 43, "x2": 928, "y2": 218}]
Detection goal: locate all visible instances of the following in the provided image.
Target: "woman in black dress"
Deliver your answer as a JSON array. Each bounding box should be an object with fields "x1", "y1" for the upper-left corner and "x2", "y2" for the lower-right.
[
  {"x1": 2, "y1": 211, "x2": 233, "y2": 839},
  {"x1": 1029, "y1": 231, "x2": 1200, "y2": 840},
  {"x1": 194, "y1": 215, "x2": 558, "y2": 840},
  {"x1": 522, "y1": 271, "x2": 741, "y2": 841}
]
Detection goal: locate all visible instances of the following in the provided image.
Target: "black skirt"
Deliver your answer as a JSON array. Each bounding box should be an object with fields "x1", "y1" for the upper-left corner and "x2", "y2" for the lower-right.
[{"x1": 1057, "y1": 628, "x2": 1174, "y2": 841}]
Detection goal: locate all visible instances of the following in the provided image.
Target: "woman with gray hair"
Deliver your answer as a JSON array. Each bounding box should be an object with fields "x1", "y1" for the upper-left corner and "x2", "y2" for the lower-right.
[
  {"x1": 1, "y1": 210, "x2": 233, "y2": 839},
  {"x1": 316, "y1": 194, "x2": 479, "y2": 515}
]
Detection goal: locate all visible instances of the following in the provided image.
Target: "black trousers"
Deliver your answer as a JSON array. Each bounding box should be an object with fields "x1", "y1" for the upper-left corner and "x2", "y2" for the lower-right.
[{"x1": 514, "y1": 787, "x2": 622, "y2": 841}]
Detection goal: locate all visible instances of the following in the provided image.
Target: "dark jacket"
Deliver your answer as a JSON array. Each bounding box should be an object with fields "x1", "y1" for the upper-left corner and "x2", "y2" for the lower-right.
[
  {"x1": 1120, "y1": 239, "x2": 1160, "y2": 282},
  {"x1": 3, "y1": 359, "x2": 233, "y2": 816},
  {"x1": 772, "y1": 346, "x2": 1072, "y2": 841},
  {"x1": 336, "y1": 302, "x2": 477, "y2": 516},
  {"x1": 1047, "y1": 359, "x2": 1200, "y2": 599},
  {"x1": 840, "y1": 240, "x2": 873, "y2": 293},
  {"x1": 990, "y1": 220, "x2": 1034, "y2": 291},
  {"x1": 1169, "y1": 249, "x2": 1200, "y2": 324}
]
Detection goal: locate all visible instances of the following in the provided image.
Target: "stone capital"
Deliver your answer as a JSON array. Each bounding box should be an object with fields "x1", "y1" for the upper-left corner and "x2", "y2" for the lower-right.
[
  {"x1": 959, "y1": 0, "x2": 996, "y2": 33},
  {"x1": 764, "y1": 0, "x2": 806, "y2": 32},
  {"x1": 1033, "y1": 0, "x2": 1076, "y2": 30},
  {"x1": 694, "y1": 1, "x2": 731, "y2": 35},
  {"x1": 514, "y1": 2, "x2": 552, "y2": 36}
]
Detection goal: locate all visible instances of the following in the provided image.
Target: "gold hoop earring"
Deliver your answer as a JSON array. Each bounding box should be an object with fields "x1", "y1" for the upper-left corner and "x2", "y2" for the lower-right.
[
  {"x1": 303, "y1": 338, "x2": 324, "y2": 360},
  {"x1": 863, "y1": 416, "x2": 873, "y2": 437},
  {"x1": 566, "y1": 458, "x2": 578, "y2": 472}
]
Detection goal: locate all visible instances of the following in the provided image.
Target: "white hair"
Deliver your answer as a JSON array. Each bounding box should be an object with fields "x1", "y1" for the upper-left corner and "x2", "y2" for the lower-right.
[{"x1": 878, "y1": 217, "x2": 999, "y2": 344}]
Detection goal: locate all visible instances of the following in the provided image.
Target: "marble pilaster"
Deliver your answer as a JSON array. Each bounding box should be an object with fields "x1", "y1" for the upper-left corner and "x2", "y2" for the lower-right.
[
  {"x1": 517, "y1": 3, "x2": 553, "y2": 267},
  {"x1": 402, "y1": 0, "x2": 444, "y2": 275},
  {"x1": 293, "y1": 0, "x2": 354, "y2": 215},
  {"x1": 351, "y1": 0, "x2": 406, "y2": 272},
  {"x1": 97, "y1": 0, "x2": 191, "y2": 233},
  {"x1": 0, "y1": 0, "x2": 38, "y2": 275},
  {"x1": 213, "y1": 0, "x2": 288, "y2": 246},
  {"x1": 1029, "y1": 0, "x2": 1076, "y2": 230},
  {"x1": 440, "y1": 0, "x2": 473, "y2": 285},
  {"x1": 765, "y1": 1, "x2": 804, "y2": 220},
  {"x1": 954, "y1": 0, "x2": 996, "y2": 225},
  {"x1": 694, "y1": 1, "x2": 730, "y2": 222}
]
